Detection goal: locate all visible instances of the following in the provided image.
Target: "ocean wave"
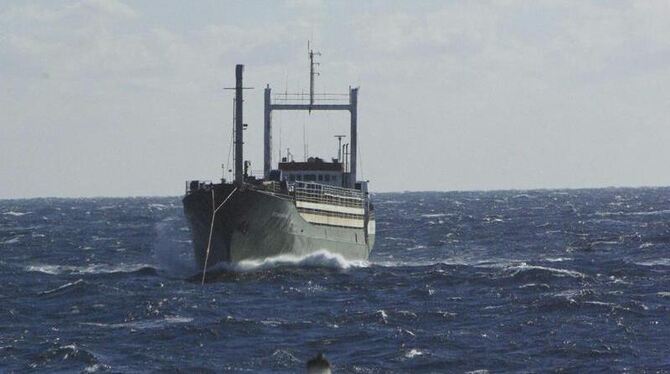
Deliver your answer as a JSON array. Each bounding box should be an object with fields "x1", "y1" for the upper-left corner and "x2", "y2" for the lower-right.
[
  {"x1": 361, "y1": 258, "x2": 587, "y2": 284},
  {"x1": 211, "y1": 250, "x2": 369, "y2": 273},
  {"x1": 3, "y1": 211, "x2": 31, "y2": 216},
  {"x1": 148, "y1": 203, "x2": 169, "y2": 211},
  {"x1": 519, "y1": 283, "x2": 551, "y2": 289},
  {"x1": 368, "y1": 257, "x2": 503, "y2": 270},
  {"x1": 39, "y1": 278, "x2": 84, "y2": 296},
  {"x1": 596, "y1": 209, "x2": 670, "y2": 217},
  {"x1": 502, "y1": 263, "x2": 587, "y2": 279},
  {"x1": 31, "y1": 343, "x2": 102, "y2": 369},
  {"x1": 404, "y1": 348, "x2": 425, "y2": 358},
  {"x1": 26, "y1": 263, "x2": 157, "y2": 275},
  {"x1": 263, "y1": 349, "x2": 302, "y2": 369},
  {"x1": 3, "y1": 236, "x2": 21, "y2": 244},
  {"x1": 589, "y1": 240, "x2": 621, "y2": 248},
  {"x1": 376, "y1": 309, "x2": 389, "y2": 324},
  {"x1": 421, "y1": 213, "x2": 447, "y2": 218},
  {"x1": 634, "y1": 258, "x2": 670, "y2": 267},
  {"x1": 80, "y1": 315, "x2": 193, "y2": 330}
]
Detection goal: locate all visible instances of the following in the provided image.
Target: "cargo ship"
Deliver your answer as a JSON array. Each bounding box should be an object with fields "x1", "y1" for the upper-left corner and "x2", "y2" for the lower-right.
[{"x1": 183, "y1": 50, "x2": 375, "y2": 276}]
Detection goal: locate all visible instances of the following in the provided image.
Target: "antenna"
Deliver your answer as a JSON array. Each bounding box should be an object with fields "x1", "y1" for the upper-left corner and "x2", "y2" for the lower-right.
[
  {"x1": 278, "y1": 121, "x2": 282, "y2": 162},
  {"x1": 262, "y1": 46, "x2": 359, "y2": 187},
  {"x1": 308, "y1": 40, "x2": 321, "y2": 110},
  {"x1": 302, "y1": 118, "x2": 307, "y2": 161},
  {"x1": 334, "y1": 135, "x2": 346, "y2": 162}
]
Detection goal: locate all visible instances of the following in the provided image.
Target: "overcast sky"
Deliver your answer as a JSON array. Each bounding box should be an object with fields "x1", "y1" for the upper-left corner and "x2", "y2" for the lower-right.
[{"x1": 1, "y1": 0, "x2": 669, "y2": 198}]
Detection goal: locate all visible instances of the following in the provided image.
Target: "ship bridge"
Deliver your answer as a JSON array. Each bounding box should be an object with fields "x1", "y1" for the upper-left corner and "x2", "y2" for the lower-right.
[{"x1": 278, "y1": 157, "x2": 343, "y2": 187}]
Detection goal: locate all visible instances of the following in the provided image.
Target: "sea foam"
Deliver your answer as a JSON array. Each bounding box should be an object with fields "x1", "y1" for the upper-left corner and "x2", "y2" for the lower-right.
[{"x1": 212, "y1": 249, "x2": 369, "y2": 273}]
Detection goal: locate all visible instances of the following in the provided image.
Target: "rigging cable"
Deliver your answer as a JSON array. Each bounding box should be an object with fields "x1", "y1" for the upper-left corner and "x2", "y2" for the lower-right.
[{"x1": 201, "y1": 186, "x2": 238, "y2": 285}]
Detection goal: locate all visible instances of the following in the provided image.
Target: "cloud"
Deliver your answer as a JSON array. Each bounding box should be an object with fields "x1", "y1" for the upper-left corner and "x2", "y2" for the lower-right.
[
  {"x1": 0, "y1": 0, "x2": 136, "y2": 24},
  {"x1": 352, "y1": 1, "x2": 670, "y2": 80},
  {"x1": 282, "y1": 0, "x2": 324, "y2": 10},
  {"x1": 70, "y1": 0, "x2": 137, "y2": 19},
  {"x1": 1, "y1": 0, "x2": 670, "y2": 197}
]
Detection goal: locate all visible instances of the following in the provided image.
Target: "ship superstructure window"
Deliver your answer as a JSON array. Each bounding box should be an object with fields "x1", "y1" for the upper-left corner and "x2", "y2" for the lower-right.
[{"x1": 277, "y1": 157, "x2": 345, "y2": 187}]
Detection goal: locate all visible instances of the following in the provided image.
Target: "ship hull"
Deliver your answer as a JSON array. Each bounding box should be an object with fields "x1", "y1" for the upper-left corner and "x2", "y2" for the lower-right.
[{"x1": 183, "y1": 184, "x2": 375, "y2": 269}]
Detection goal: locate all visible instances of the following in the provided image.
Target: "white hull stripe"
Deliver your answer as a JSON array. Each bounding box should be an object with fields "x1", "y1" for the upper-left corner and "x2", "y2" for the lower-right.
[
  {"x1": 299, "y1": 212, "x2": 365, "y2": 228},
  {"x1": 367, "y1": 219, "x2": 376, "y2": 235},
  {"x1": 296, "y1": 201, "x2": 365, "y2": 215}
]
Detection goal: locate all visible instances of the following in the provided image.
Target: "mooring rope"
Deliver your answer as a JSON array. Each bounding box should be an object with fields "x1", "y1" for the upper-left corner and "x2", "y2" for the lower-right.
[{"x1": 201, "y1": 187, "x2": 238, "y2": 285}]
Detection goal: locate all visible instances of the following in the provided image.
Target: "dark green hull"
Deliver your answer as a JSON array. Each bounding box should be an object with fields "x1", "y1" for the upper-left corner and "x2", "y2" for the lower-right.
[{"x1": 183, "y1": 184, "x2": 375, "y2": 269}]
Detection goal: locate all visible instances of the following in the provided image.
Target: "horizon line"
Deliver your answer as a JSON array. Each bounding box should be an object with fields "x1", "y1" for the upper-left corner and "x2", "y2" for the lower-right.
[{"x1": 1, "y1": 183, "x2": 669, "y2": 201}]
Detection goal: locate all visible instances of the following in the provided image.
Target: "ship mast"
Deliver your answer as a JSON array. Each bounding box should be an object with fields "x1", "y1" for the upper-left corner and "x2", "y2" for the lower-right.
[
  {"x1": 225, "y1": 64, "x2": 253, "y2": 184},
  {"x1": 263, "y1": 43, "x2": 359, "y2": 188},
  {"x1": 308, "y1": 41, "x2": 321, "y2": 109},
  {"x1": 234, "y1": 65, "x2": 244, "y2": 183}
]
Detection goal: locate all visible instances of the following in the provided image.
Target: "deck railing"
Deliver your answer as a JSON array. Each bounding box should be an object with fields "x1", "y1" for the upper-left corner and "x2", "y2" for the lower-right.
[{"x1": 293, "y1": 181, "x2": 365, "y2": 209}]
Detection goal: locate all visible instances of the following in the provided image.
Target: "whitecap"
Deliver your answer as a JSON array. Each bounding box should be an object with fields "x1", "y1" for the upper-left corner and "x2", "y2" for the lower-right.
[
  {"x1": 519, "y1": 283, "x2": 550, "y2": 289},
  {"x1": 421, "y1": 213, "x2": 446, "y2": 218},
  {"x1": 260, "y1": 319, "x2": 283, "y2": 327},
  {"x1": 596, "y1": 209, "x2": 670, "y2": 217},
  {"x1": 404, "y1": 349, "x2": 424, "y2": 358},
  {"x1": 583, "y1": 301, "x2": 617, "y2": 307},
  {"x1": 80, "y1": 316, "x2": 192, "y2": 330},
  {"x1": 268, "y1": 349, "x2": 302, "y2": 365},
  {"x1": 26, "y1": 263, "x2": 154, "y2": 275},
  {"x1": 630, "y1": 209, "x2": 670, "y2": 216},
  {"x1": 3, "y1": 236, "x2": 21, "y2": 245},
  {"x1": 406, "y1": 245, "x2": 427, "y2": 251},
  {"x1": 83, "y1": 363, "x2": 111, "y2": 373},
  {"x1": 3, "y1": 211, "x2": 31, "y2": 216},
  {"x1": 506, "y1": 263, "x2": 586, "y2": 278},
  {"x1": 40, "y1": 279, "x2": 84, "y2": 295},
  {"x1": 398, "y1": 310, "x2": 418, "y2": 318},
  {"x1": 635, "y1": 258, "x2": 670, "y2": 267},
  {"x1": 589, "y1": 240, "x2": 621, "y2": 248},
  {"x1": 216, "y1": 249, "x2": 369, "y2": 272},
  {"x1": 376, "y1": 309, "x2": 388, "y2": 323}
]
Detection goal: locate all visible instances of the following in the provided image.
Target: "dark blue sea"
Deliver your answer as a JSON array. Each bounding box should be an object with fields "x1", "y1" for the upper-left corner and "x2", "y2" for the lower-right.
[{"x1": 1, "y1": 188, "x2": 669, "y2": 373}]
